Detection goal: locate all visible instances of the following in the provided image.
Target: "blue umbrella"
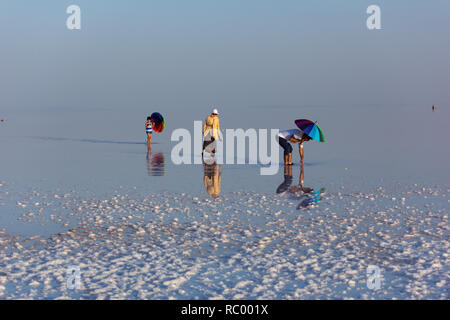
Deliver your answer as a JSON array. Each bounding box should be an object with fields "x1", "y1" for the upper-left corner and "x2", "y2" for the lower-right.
[{"x1": 295, "y1": 119, "x2": 325, "y2": 142}]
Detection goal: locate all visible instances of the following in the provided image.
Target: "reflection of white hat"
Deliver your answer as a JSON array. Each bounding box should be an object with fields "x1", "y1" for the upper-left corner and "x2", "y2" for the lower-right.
[{"x1": 212, "y1": 108, "x2": 219, "y2": 115}]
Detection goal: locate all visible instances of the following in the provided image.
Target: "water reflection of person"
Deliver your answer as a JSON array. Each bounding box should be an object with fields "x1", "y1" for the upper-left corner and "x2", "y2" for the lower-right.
[
  {"x1": 291, "y1": 163, "x2": 325, "y2": 209},
  {"x1": 203, "y1": 160, "x2": 221, "y2": 198},
  {"x1": 296, "y1": 189, "x2": 325, "y2": 209},
  {"x1": 289, "y1": 161, "x2": 314, "y2": 194},
  {"x1": 146, "y1": 149, "x2": 165, "y2": 176},
  {"x1": 276, "y1": 162, "x2": 325, "y2": 208},
  {"x1": 276, "y1": 165, "x2": 293, "y2": 194}
]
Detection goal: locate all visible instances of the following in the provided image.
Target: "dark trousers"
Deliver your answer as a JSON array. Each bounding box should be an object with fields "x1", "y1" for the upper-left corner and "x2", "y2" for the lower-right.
[
  {"x1": 203, "y1": 137, "x2": 216, "y2": 152},
  {"x1": 278, "y1": 137, "x2": 293, "y2": 156}
]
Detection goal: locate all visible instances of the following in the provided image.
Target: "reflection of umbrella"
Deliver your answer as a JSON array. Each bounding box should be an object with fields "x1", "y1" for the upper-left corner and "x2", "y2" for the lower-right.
[
  {"x1": 146, "y1": 152, "x2": 165, "y2": 176},
  {"x1": 295, "y1": 119, "x2": 325, "y2": 142},
  {"x1": 297, "y1": 187, "x2": 326, "y2": 209},
  {"x1": 150, "y1": 112, "x2": 165, "y2": 133}
]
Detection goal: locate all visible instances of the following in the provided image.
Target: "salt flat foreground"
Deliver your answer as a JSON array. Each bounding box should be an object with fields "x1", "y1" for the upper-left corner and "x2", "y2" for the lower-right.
[{"x1": 0, "y1": 182, "x2": 448, "y2": 299}]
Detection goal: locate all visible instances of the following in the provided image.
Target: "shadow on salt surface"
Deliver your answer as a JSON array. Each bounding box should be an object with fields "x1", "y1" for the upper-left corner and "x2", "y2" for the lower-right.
[
  {"x1": 203, "y1": 161, "x2": 222, "y2": 198},
  {"x1": 29, "y1": 136, "x2": 160, "y2": 145}
]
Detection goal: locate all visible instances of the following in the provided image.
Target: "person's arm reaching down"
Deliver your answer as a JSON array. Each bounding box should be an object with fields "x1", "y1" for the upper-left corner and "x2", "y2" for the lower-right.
[{"x1": 299, "y1": 143, "x2": 304, "y2": 164}]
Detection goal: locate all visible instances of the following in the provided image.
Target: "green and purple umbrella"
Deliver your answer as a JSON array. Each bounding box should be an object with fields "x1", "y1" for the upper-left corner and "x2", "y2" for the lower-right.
[{"x1": 295, "y1": 119, "x2": 325, "y2": 142}]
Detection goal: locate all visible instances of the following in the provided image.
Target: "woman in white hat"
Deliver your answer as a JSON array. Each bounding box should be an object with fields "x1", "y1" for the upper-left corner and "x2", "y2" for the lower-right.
[{"x1": 202, "y1": 108, "x2": 221, "y2": 156}]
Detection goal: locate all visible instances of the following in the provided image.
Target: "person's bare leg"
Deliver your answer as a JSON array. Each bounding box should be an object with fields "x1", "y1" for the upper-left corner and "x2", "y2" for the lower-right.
[
  {"x1": 288, "y1": 153, "x2": 292, "y2": 165},
  {"x1": 284, "y1": 155, "x2": 289, "y2": 166},
  {"x1": 147, "y1": 140, "x2": 152, "y2": 154}
]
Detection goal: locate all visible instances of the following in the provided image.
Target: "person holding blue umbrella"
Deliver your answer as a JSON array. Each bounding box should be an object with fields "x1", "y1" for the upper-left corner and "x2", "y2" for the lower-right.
[
  {"x1": 294, "y1": 119, "x2": 325, "y2": 163},
  {"x1": 278, "y1": 119, "x2": 325, "y2": 166},
  {"x1": 277, "y1": 129, "x2": 311, "y2": 166}
]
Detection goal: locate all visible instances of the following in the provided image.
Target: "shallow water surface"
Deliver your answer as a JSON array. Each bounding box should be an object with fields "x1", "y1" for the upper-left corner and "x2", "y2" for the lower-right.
[{"x1": 0, "y1": 104, "x2": 449, "y2": 299}]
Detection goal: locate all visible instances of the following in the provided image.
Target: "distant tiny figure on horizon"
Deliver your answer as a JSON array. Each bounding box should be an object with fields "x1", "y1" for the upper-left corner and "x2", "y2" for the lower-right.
[{"x1": 432, "y1": 105, "x2": 435, "y2": 111}]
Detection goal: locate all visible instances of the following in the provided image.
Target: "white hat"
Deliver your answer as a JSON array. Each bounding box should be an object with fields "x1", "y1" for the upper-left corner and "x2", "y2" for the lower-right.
[{"x1": 212, "y1": 108, "x2": 219, "y2": 115}]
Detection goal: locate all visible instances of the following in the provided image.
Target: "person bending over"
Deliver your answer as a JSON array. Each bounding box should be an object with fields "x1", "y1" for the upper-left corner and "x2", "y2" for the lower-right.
[{"x1": 277, "y1": 128, "x2": 311, "y2": 165}]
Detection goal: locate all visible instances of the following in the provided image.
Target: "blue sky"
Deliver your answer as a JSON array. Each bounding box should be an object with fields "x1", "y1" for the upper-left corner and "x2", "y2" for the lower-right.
[{"x1": 0, "y1": 0, "x2": 449, "y2": 111}]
